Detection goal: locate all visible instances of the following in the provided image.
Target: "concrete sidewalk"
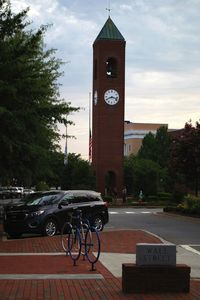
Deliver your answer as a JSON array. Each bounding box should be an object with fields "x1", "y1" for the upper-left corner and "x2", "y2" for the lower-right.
[
  {"x1": 0, "y1": 227, "x2": 200, "y2": 299},
  {"x1": 99, "y1": 243, "x2": 200, "y2": 279}
]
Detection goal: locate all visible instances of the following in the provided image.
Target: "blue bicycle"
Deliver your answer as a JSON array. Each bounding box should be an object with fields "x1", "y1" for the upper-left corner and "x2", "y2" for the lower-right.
[{"x1": 61, "y1": 209, "x2": 100, "y2": 270}]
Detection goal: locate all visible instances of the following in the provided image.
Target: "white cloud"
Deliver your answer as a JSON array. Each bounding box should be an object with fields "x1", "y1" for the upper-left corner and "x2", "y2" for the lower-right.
[
  {"x1": 10, "y1": 0, "x2": 200, "y2": 159},
  {"x1": 120, "y1": 4, "x2": 133, "y2": 11}
]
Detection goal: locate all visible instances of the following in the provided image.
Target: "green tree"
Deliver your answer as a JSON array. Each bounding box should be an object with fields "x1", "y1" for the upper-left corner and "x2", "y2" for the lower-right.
[
  {"x1": 170, "y1": 121, "x2": 200, "y2": 196},
  {"x1": 138, "y1": 126, "x2": 171, "y2": 168},
  {"x1": 124, "y1": 154, "x2": 161, "y2": 197},
  {"x1": 61, "y1": 153, "x2": 96, "y2": 190},
  {"x1": 138, "y1": 132, "x2": 157, "y2": 162},
  {"x1": 45, "y1": 151, "x2": 65, "y2": 189},
  {"x1": 0, "y1": 0, "x2": 79, "y2": 186},
  {"x1": 155, "y1": 126, "x2": 171, "y2": 168}
]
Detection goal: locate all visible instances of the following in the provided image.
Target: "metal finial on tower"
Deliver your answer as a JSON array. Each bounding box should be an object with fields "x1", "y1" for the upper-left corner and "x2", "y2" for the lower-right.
[{"x1": 106, "y1": 0, "x2": 111, "y2": 17}]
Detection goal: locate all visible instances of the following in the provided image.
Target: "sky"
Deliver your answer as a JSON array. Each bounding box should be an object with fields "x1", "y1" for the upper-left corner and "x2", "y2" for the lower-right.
[{"x1": 11, "y1": 0, "x2": 200, "y2": 160}]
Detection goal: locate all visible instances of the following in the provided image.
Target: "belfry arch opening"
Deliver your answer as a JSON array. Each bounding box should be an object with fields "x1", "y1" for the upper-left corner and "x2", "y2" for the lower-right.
[{"x1": 106, "y1": 57, "x2": 117, "y2": 78}]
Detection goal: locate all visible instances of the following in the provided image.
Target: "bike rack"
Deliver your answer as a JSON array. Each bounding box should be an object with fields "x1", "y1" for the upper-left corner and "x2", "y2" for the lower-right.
[
  {"x1": 69, "y1": 234, "x2": 100, "y2": 271},
  {"x1": 63, "y1": 210, "x2": 101, "y2": 271}
]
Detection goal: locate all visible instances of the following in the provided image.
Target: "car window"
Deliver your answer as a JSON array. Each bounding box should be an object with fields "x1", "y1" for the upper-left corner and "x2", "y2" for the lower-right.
[
  {"x1": 72, "y1": 195, "x2": 89, "y2": 203},
  {"x1": 60, "y1": 193, "x2": 74, "y2": 204},
  {"x1": 39, "y1": 195, "x2": 59, "y2": 205},
  {"x1": 22, "y1": 193, "x2": 61, "y2": 206},
  {"x1": 25, "y1": 196, "x2": 43, "y2": 206},
  {"x1": 88, "y1": 196, "x2": 99, "y2": 202}
]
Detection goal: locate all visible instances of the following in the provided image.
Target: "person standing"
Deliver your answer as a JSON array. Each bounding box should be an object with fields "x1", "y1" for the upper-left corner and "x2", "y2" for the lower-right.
[
  {"x1": 139, "y1": 190, "x2": 144, "y2": 203},
  {"x1": 122, "y1": 186, "x2": 127, "y2": 203}
]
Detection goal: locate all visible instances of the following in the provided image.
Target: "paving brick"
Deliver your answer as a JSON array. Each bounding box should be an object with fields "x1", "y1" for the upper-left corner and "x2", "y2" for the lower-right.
[{"x1": 0, "y1": 227, "x2": 199, "y2": 299}]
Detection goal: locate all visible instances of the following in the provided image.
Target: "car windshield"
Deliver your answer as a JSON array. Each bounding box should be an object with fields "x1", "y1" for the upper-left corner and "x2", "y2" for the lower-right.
[{"x1": 21, "y1": 192, "x2": 61, "y2": 206}]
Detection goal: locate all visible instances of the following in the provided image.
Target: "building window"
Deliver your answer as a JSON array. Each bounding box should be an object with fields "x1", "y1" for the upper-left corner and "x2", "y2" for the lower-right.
[
  {"x1": 106, "y1": 57, "x2": 117, "y2": 78},
  {"x1": 124, "y1": 143, "x2": 132, "y2": 156},
  {"x1": 124, "y1": 143, "x2": 127, "y2": 156}
]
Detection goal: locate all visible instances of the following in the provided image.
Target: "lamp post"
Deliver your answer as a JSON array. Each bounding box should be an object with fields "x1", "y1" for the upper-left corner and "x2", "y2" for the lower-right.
[{"x1": 64, "y1": 117, "x2": 68, "y2": 166}]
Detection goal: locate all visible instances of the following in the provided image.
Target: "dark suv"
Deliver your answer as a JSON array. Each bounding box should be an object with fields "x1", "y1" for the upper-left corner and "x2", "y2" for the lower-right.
[{"x1": 3, "y1": 190, "x2": 109, "y2": 238}]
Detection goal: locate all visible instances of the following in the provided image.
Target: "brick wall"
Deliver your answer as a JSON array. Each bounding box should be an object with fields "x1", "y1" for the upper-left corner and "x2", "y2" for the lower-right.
[{"x1": 122, "y1": 263, "x2": 190, "y2": 293}]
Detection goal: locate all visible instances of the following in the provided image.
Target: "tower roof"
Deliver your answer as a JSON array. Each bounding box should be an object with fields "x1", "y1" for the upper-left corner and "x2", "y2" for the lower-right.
[{"x1": 94, "y1": 17, "x2": 125, "y2": 42}]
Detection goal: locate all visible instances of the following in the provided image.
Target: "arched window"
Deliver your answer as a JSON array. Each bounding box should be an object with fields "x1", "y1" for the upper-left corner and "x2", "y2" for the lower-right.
[
  {"x1": 94, "y1": 59, "x2": 97, "y2": 80},
  {"x1": 106, "y1": 57, "x2": 117, "y2": 78},
  {"x1": 105, "y1": 170, "x2": 117, "y2": 196}
]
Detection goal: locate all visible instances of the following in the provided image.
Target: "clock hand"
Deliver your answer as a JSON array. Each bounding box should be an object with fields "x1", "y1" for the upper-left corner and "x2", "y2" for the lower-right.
[{"x1": 108, "y1": 96, "x2": 117, "y2": 100}]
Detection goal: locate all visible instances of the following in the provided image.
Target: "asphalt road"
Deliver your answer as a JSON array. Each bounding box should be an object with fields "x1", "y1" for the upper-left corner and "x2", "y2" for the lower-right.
[
  {"x1": 1, "y1": 202, "x2": 199, "y2": 247},
  {"x1": 106, "y1": 207, "x2": 200, "y2": 245}
]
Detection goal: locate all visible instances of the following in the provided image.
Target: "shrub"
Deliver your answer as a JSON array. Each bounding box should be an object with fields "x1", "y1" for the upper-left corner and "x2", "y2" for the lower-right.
[
  {"x1": 103, "y1": 195, "x2": 113, "y2": 203},
  {"x1": 35, "y1": 181, "x2": 49, "y2": 191},
  {"x1": 164, "y1": 196, "x2": 200, "y2": 215},
  {"x1": 164, "y1": 206, "x2": 175, "y2": 212},
  {"x1": 147, "y1": 193, "x2": 172, "y2": 203},
  {"x1": 147, "y1": 195, "x2": 157, "y2": 202},
  {"x1": 157, "y1": 192, "x2": 172, "y2": 201},
  {"x1": 184, "y1": 195, "x2": 200, "y2": 214},
  {"x1": 172, "y1": 183, "x2": 187, "y2": 203}
]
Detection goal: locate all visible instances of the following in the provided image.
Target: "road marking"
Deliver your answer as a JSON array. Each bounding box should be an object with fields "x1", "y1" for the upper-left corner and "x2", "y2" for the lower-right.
[
  {"x1": 181, "y1": 245, "x2": 200, "y2": 256},
  {"x1": 109, "y1": 211, "x2": 153, "y2": 215}
]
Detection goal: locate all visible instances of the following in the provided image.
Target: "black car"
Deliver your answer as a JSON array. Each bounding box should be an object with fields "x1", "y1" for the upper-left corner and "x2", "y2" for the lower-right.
[{"x1": 3, "y1": 190, "x2": 109, "y2": 238}]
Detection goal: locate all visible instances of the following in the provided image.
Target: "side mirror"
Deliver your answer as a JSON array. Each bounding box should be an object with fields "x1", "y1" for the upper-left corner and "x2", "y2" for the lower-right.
[{"x1": 58, "y1": 200, "x2": 68, "y2": 209}]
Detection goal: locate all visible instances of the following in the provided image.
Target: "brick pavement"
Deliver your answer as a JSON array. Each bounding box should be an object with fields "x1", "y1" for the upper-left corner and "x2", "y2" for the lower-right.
[
  {"x1": 0, "y1": 278, "x2": 200, "y2": 300},
  {"x1": 0, "y1": 225, "x2": 200, "y2": 299},
  {"x1": 0, "y1": 229, "x2": 161, "y2": 253}
]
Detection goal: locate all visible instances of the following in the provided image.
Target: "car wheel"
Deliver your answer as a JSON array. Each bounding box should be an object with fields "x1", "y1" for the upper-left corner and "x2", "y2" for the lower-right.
[
  {"x1": 43, "y1": 219, "x2": 57, "y2": 236},
  {"x1": 92, "y1": 215, "x2": 104, "y2": 231}
]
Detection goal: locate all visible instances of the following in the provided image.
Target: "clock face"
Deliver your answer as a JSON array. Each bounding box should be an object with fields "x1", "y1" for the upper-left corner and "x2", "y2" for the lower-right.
[
  {"x1": 94, "y1": 90, "x2": 98, "y2": 105},
  {"x1": 104, "y1": 89, "x2": 119, "y2": 105}
]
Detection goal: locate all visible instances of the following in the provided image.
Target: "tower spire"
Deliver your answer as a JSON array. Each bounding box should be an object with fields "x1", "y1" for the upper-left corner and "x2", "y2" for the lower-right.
[{"x1": 94, "y1": 17, "x2": 125, "y2": 43}]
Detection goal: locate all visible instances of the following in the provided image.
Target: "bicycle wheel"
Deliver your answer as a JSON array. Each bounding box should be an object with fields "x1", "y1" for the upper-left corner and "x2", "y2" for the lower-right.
[
  {"x1": 85, "y1": 227, "x2": 100, "y2": 264},
  {"x1": 61, "y1": 222, "x2": 71, "y2": 252},
  {"x1": 80, "y1": 223, "x2": 91, "y2": 255},
  {"x1": 68, "y1": 228, "x2": 82, "y2": 261}
]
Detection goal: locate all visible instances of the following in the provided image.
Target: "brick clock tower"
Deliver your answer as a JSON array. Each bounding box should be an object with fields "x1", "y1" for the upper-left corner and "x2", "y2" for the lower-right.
[{"x1": 92, "y1": 17, "x2": 126, "y2": 197}]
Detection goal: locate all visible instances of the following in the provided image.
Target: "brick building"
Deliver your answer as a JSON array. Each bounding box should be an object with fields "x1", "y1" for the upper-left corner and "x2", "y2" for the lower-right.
[{"x1": 124, "y1": 121, "x2": 168, "y2": 156}]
